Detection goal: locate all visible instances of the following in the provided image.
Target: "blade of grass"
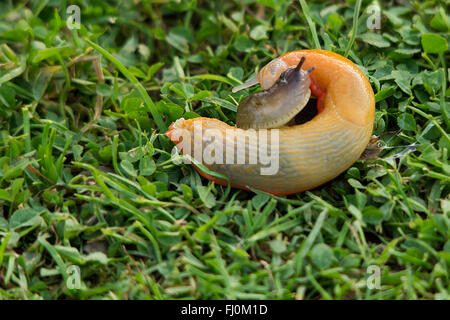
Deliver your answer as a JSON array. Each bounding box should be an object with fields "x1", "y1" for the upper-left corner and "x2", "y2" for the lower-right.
[
  {"x1": 295, "y1": 209, "x2": 328, "y2": 276},
  {"x1": 439, "y1": 53, "x2": 449, "y2": 129},
  {"x1": 133, "y1": 221, "x2": 162, "y2": 263},
  {"x1": 306, "y1": 265, "x2": 332, "y2": 299},
  {"x1": 407, "y1": 105, "x2": 450, "y2": 144},
  {"x1": 344, "y1": 0, "x2": 362, "y2": 57},
  {"x1": 0, "y1": 232, "x2": 11, "y2": 268},
  {"x1": 38, "y1": 236, "x2": 69, "y2": 281},
  {"x1": 22, "y1": 106, "x2": 31, "y2": 153},
  {"x1": 298, "y1": 0, "x2": 321, "y2": 49},
  {"x1": 85, "y1": 39, "x2": 166, "y2": 132}
]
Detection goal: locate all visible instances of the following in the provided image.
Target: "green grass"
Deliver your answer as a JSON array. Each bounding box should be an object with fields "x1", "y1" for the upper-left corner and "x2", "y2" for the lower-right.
[{"x1": 0, "y1": 0, "x2": 449, "y2": 299}]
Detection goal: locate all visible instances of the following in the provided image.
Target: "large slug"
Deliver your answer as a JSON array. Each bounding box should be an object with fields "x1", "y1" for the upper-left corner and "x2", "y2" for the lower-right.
[{"x1": 166, "y1": 49, "x2": 375, "y2": 195}]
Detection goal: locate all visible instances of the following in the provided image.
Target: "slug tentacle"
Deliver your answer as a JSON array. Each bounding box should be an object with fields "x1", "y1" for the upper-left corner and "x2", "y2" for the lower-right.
[
  {"x1": 294, "y1": 56, "x2": 306, "y2": 72},
  {"x1": 306, "y1": 67, "x2": 315, "y2": 74}
]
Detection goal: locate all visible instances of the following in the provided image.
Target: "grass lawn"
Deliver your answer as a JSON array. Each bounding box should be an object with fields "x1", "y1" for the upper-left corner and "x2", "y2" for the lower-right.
[{"x1": 0, "y1": 0, "x2": 449, "y2": 299}]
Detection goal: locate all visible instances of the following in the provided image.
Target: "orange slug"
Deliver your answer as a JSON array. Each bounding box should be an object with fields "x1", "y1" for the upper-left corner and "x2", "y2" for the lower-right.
[{"x1": 166, "y1": 49, "x2": 375, "y2": 195}]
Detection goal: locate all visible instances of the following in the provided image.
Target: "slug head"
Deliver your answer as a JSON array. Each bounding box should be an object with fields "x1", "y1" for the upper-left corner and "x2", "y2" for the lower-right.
[{"x1": 236, "y1": 57, "x2": 315, "y2": 129}]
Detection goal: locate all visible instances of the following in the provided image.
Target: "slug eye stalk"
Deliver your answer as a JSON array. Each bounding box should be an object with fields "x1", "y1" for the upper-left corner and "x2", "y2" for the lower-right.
[
  {"x1": 294, "y1": 57, "x2": 314, "y2": 74},
  {"x1": 294, "y1": 56, "x2": 306, "y2": 72}
]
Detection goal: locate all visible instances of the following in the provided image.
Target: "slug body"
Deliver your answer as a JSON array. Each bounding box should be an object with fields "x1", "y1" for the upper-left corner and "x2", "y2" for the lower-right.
[{"x1": 166, "y1": 50, "x2": 375, "y2": 195}]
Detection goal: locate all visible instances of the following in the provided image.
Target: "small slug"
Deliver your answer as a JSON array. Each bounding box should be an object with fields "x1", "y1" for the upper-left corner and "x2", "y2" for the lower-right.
[
  {"x1": 166, "y1": 49, "x2": 375, "y2": 195},
  {"x1": 235, "y1": 57, "x2": 314, "y2": 129}
]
